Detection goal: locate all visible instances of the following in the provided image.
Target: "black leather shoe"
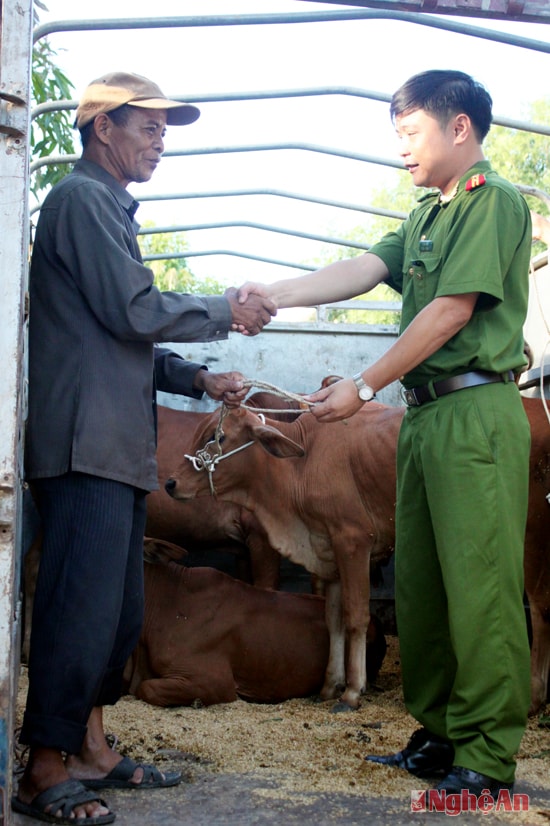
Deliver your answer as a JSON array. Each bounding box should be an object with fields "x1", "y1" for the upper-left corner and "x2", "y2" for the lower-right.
[
  {"x1": 365, "y1": 727, "x2": 454, "y2": 778},
  {"x1": 435, "y1": 765, "x2": 514, "y2": 797}
]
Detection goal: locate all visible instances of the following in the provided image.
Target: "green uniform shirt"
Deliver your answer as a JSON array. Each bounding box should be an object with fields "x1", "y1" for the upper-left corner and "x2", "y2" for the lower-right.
[{"x1": 370, "y1": 160, "x2": 531, "y2": 388}]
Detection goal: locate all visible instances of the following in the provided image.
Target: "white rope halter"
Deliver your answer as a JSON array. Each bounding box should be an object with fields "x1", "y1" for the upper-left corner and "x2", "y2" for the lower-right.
[
  {"x1": 183, "y1": 411, "x2": 265, "y2": 496},
  {"x1": 241, "y1": 378, "x2": 316, "y2": 415},
  {"x1": 183, "y1": 379, "x2": 313, "y2": 495}
]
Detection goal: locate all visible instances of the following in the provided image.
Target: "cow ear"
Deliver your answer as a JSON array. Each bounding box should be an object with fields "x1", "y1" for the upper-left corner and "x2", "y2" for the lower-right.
[
  {"x1": 248, "y1": 423, "x2": 305, "y2": 458},
  {"x1": 143, "y1": 537, "x2": 188, "y2": 565}
]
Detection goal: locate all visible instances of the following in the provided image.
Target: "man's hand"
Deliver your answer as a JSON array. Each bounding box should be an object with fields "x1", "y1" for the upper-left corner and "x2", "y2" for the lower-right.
[
  {"x1": 303, "y1": 378, "x2": 365, "y2": 423},
  {"x1": 193, "y1": 369, "x2": 248, "y2": 408},
  {"x1": 225, "y1": 287, "x2": 276, "y2": 336},
  {"x1": 236, "y1": 281, "x2": 274, "y2": 305}
]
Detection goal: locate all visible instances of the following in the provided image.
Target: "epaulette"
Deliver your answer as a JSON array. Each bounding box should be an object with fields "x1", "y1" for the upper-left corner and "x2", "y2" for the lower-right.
[{"x1": 465, "y1": 173, "x2": 486, "y2": 192}]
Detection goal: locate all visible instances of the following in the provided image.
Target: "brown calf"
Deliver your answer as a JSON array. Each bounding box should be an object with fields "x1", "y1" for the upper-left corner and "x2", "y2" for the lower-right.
[{"x1": 123, "y1": 539, "x2": 386, "y2": 706}]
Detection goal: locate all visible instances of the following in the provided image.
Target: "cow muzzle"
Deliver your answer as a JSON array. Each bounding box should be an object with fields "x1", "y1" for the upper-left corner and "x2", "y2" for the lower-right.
[{"x1": 164, "y1": 477, "x2": 193, "y2": 500}]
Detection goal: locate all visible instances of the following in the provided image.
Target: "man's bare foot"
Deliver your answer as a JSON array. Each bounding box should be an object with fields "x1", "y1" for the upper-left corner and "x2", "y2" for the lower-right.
[
  {"x1": 65, "y1": 707, "x2": 147, "y2": 783},
  {"x1": 65, "y1": 706, "x2": 176, "y2": 787},
  {"x1": 15, "y1": 746, "x2": 112, "y2": 821}
]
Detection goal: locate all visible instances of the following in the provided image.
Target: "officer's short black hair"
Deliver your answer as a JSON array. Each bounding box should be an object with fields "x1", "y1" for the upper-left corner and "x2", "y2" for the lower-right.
[{"x1": 390, "y1": 70, "x2": 493, "y2": 142}]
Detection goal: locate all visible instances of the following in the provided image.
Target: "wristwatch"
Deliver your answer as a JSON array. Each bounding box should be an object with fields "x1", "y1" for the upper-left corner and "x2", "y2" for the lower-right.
[{"x1": 352, "y1": 372, "x2": 376, "y2": 402}]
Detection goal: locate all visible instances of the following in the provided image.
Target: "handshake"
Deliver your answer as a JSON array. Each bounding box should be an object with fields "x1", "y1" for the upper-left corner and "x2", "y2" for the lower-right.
[{"x1": 224, "y1": 284, "x2": 276, "y2": 336}]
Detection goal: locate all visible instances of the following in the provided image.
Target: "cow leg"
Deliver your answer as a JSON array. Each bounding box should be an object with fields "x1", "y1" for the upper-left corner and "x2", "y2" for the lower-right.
[
  {"x1": 319, "y1": 580, "x2": 346, "y2": 702},
  {"x1": 528, "y1": 602, "x2": 550, "y2": 715},
  {"x1": 136, "y1": 674, "x2": 238, "y2": 707},
  {"x1": 338, "y1": 625, "x2": 368, "y2": 711},
  {"x1": 335, "y1": 551, "x2": 370, "y2": 711}
]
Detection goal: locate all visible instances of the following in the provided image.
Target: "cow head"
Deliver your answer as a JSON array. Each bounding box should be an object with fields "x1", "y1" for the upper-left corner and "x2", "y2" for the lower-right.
[{"x1": 165, "y1": 406, "x2": 305, "y2": 501}]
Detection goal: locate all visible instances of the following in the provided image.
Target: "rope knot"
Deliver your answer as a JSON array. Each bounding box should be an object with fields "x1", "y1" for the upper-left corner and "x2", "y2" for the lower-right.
[{"x1": 241, "y1": 377, "x2": 316, "y2": 415}]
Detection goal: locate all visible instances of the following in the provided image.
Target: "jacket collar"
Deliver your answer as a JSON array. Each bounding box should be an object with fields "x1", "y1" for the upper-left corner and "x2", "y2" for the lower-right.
[{"x1": 73, "y1": 159, "x2": 140, "y2": 221}]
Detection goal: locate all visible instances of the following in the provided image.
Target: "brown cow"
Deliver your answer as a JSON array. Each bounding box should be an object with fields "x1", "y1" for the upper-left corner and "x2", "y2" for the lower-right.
[
  {"x1": 166, "y1": 402, "x2": 404, "y2": 711},
  {"x1": 149, "y1": 385, "x2": 341, "y2": 589},
  {"x1": 147, "y1": 406, "x2": 281, "y2": 588},
  {"x1": 123, "y1": 538, "x2": 387, "y2": 707},
  {"x1": 166, "y1": 397, "x2": 550, "y2": 715},
  {"x1": 523, "y1": 396, "x2": 550, "y2": 714}
]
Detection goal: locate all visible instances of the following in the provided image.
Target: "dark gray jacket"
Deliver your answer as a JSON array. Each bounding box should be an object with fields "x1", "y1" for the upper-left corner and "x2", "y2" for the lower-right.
[{"x1": 26, "y1": 159, "x2": 232, "y2": 491}]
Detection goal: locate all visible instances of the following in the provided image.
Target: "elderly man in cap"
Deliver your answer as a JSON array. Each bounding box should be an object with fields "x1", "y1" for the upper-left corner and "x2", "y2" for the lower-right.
[{"x1": 14, "y1": 72, "x2": 275, "y2": 825}]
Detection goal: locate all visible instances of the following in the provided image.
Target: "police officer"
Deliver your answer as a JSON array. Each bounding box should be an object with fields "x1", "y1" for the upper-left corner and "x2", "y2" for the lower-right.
[{"x1": 238, "y1": 69, "x2": 532, "y2": 799}]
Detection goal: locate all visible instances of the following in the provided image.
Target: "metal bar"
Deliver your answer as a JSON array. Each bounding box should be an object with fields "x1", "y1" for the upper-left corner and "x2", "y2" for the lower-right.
[
  {"x1": 138, "y1": 220, "x2": 372, "y2": 251},
  {"x1": 142, "y1": 248, "x2": 317, "y2": 271},
  {"x1": 31, "y1": 187, "x2": 408, "y2": 221},
  {"x1": 30, "y1": 143, "x2": 550, "y2": 202},
  {"x1": 320, "y1": 299, "x2": 402, "y2": 310},
  {"x1": 136, "y1": 189, "x2": 407, "y2": 218},
  {"x1": 32, "y1": 10, "x2": 550, "y2": 53},
  {"x1": 31, "y1": 85, "x2": 391, "y2": 117},
  {"x1": 29, "y1": 142, "x2": 405, "y2": 174},
  {"x1": 31, "y1": 87, "x2": 550, "y2": 137}
]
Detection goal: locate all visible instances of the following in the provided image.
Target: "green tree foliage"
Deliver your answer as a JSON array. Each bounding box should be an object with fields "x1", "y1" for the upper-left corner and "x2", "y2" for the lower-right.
[
  {"x1": 31, "y1": 3, "x2": 76, "y2": 198},
  {"x1": 486, "y1": 99, "x2": 550, "y2": 202},
  {"x1": 485, "y1": 98, "x2": 550, "y2": 256},
  {"x1": 138, "y1": 225, "x2": 225, "y2": 294}
]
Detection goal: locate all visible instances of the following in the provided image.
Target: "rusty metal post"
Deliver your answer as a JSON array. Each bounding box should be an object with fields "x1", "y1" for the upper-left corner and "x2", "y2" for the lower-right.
[{"x1": 0, "y1": 0, "x2": 33, "y2": 822}]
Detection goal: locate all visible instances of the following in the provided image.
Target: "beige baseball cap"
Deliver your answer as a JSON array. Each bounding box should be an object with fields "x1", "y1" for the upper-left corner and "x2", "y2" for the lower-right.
[{"x1": 74, "y1": 71, "x2": 200, "y2": 129}]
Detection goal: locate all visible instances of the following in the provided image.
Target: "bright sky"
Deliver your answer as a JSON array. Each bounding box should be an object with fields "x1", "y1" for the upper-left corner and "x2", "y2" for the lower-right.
[{"x1": 36, "y1": 0, "x2": 550, "y2": 287}]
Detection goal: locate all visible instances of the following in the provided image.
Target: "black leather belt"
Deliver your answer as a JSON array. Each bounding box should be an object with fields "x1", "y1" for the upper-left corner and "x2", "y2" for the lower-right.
[{"x1": 402, "y1": 370, "x2": 515, "y2": 407}]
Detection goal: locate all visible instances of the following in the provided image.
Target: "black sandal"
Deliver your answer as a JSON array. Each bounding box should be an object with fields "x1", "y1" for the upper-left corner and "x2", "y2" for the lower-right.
[
  {"x1": 12, "y1": 778, "x2": 115, "y2": 824},
  {"x1": 82, "y1": 755, "x2": 181, "y2": 790}
]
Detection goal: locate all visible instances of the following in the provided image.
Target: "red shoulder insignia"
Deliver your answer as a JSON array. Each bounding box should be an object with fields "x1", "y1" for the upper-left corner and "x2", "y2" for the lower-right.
[{"x1": 465, "y1": 174, "x2": 486, "y2": 192}]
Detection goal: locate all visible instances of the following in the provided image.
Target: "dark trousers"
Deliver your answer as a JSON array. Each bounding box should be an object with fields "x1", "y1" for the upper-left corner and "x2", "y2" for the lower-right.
[{"x1": 20, "y1": 472, "x2": 147, "y2": 754}]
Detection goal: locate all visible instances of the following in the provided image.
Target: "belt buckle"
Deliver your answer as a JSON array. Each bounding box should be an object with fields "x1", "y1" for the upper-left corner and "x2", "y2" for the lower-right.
[{"x1": 402, "y1": 387, "x2": 420, "y2": 407}]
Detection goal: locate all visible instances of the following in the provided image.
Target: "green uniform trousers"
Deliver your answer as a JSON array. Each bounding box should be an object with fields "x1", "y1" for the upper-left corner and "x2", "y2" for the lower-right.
[{"x1": 395, "y1": 381, "x2": 531, "y2": 783}]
